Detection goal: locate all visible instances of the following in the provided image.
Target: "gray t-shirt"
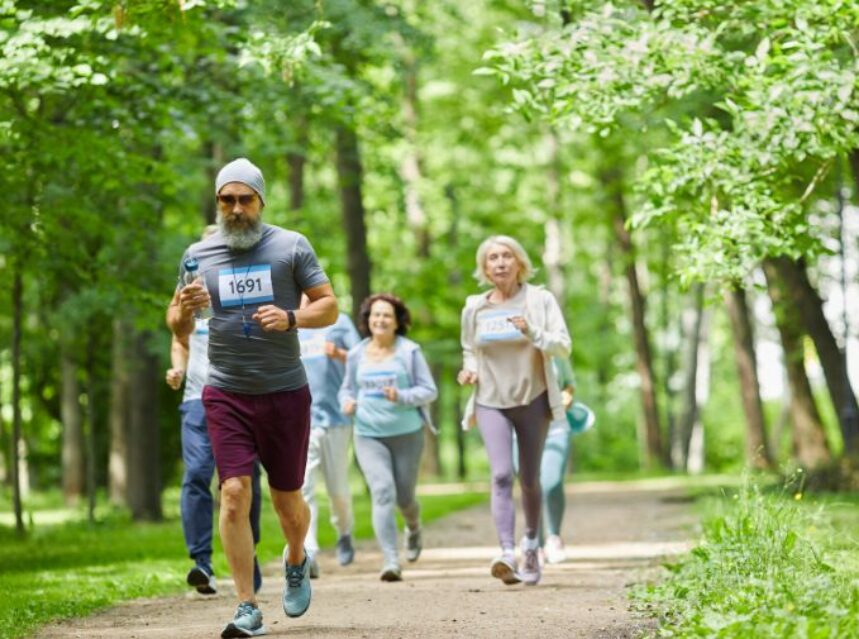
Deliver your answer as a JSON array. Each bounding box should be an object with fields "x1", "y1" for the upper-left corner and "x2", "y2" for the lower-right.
[{"x1": 179, "y1": 224, "x2": 329, "y2": 394}]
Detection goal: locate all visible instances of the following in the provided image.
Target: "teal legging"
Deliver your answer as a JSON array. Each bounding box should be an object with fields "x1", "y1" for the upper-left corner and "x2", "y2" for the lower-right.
[
  {"x1": 513, "y1": 421, "x2": 572, "y2": 539},
  {"x1": 540, "y1": 424, "x2": 572, "y2": 536}
]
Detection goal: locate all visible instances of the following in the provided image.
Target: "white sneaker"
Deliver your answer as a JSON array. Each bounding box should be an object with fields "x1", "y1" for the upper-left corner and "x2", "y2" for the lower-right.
[
  {"x1": 519, "y1": 538, "x2": 541, "y2": 586},
  {"x1": 490, "y1": 552, "x2": 520, "y2": 585},
  {"x1": 544, "y1": 535, "x2": 567, "y2": 564}
]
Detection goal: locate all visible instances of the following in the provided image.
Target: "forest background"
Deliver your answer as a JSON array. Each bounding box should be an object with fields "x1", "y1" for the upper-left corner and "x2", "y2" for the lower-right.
[{"x1": 1, "y1": 0, "x2": 859, "y2": 532}]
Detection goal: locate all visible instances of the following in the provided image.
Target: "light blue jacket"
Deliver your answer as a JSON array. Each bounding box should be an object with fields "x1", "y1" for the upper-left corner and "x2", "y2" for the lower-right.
[{"x1": 339, "y1": 336, "x2": 439, "y2": 434}]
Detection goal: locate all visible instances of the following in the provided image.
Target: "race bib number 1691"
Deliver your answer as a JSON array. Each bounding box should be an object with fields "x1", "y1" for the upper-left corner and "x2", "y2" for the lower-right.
[{"x1": 218, "y1": 265, "x2": 275, "y2": 307}]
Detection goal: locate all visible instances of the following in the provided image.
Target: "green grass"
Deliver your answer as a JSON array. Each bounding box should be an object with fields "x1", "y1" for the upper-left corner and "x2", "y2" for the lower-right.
[
  {"x1": 0, "y1": 486, "x2": 486, "y2": 639},
  {"x1": 632, "y1": 474, "x2": 859, "y2": 638}
]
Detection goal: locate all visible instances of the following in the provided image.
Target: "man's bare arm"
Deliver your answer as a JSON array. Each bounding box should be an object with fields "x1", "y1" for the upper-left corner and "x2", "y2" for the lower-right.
[{"x1": 298, "y1": 283, "x2": 338, "y2": 328}]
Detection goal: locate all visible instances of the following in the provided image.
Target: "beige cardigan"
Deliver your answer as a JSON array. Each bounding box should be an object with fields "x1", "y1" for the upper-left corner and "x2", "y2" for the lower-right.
[{"x1": 460, "y1": 283, "x2": 571, "y2": 430}]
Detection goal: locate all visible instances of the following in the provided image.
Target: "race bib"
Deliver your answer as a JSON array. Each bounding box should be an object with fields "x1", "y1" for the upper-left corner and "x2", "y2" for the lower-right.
[
  {"x1": 218, "y1": 265, "x2": 275, "y2": 308},
  {"x1": 477, "y1": 309, "x2": 526, "y2": 343},
  {"x1": 300, "y1": 332, "x2": 327, "y2": 361},
  {"x1": 360, "y1": 369, "x2": 398, "y2": 398}
]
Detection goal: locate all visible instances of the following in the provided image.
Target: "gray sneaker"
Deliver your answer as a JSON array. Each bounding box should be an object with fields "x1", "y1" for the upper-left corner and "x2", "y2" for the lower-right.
[
  {"x1": 335, "y1": 534, "x2": 355, "y2": 566},
  {"x1": 282, "y1": 546, "x2": 312, "y2": 618},
  {"x1": 221, "y1": 601, "x2": 266, "y2": 638},
  {"x1": 490, "y1": 553, "x2": 521, "y2": 585},
  {"x1": 405, "y1": 526, "x2": 422, "y2": 562},
  {"x1": 380, "y1": 562, "x2": 403, "y2": 582},
  {"x1": 187, "y1": 563, "x2": 217, "y2": 595},
  {"x1": 308, "y1": 553, "x2": 320, "y2": 579},
  {"x1": 519, "y1": 541, "x2": 541, "y2": 586}
]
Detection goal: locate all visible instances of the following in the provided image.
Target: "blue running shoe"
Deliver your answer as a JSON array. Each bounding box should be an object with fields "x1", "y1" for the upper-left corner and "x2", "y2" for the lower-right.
[
  {"x1": 335, "y1": 534, "x2": 355, "y2": 566},
  {"x1": 405, "y1": 526, "x2": 422, "y2": 562},
  {"x1": 253, "y1": 555, "x2": 262, "y2": 594},
  {"x1": 282, "y1": 546, "x2": 312, "y2": 618},
  {"x1": 221, "y1": 601, "x2": 266, "y2": 638},
  {"x1": 187, "y1": 563, "x2": 217, "y2": 595}
]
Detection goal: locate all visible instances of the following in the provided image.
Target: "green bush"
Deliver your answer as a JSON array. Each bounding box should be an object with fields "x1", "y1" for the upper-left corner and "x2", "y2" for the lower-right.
[{"x1": 634, "y1": 475, "x2": 859, "y2": 638}]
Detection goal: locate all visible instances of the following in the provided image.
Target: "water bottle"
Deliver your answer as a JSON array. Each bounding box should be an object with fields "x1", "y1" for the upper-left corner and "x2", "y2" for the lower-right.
[{"x1": 182, "y1": 257, "x2": 212, "y2": 320}]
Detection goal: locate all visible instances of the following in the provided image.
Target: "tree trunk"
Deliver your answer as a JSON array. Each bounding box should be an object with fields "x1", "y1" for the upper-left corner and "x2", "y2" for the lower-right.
[
  {"x1": 11, "y1": 266, "x2": 25, "y2": 535},
  {"x1": 595, "y1": 244, "x2": 614, "y2": 400},
  {"x1": 126, "y1": 329, "x2": 162, "y2": 521},
  {"x1": 770, "y1": 256, "x2": 859, "y2": 455},
  {"x1": 444, "y1": 183, "x2": 467, "y2": 479},
  {"x1": 60, "y1": 345, "x2": 85, "y2": 506},
  {"x1": 199, "y1": 140, "x2": 222, "y2": 225},
  {"x1": 399, "y1": 48, "x2": 440, "y2": 476},
  {"x1": 108, "y1": 317, "x2": 130, "y2": 505},
  {"x1": 762, "y1": 260, "x2": 832, "y2": 468},
  {"x1": 542, "y1": 131, "x2": 566, "y2": 304},
  {"x1": 673, "y1": 283, "x2": 705, "y2": 470},
  {"x1": 601, "y1": 166, "x2": 663, "y2": 467},
  {"x1": 400, "y1": 51, "x2": 431, "y2": 258},
  {"x1": 686, "y1": 306, "x2": 711, "y2": 475},
  {"x1": 335, "y1": 125, "x2": 372, "y2": 320},
  {"x1": 85, "y1": 333, "x2": 98, "y2": 522},
  {"x1": 662, "y1": 235, "x2": 679, "y2": 468},
  {"x1": 723, "y1": 286, "x2": 772, "y2": 469},
  {"x1": 287, "y1": 115, "x2": 308, "y2": 211}
]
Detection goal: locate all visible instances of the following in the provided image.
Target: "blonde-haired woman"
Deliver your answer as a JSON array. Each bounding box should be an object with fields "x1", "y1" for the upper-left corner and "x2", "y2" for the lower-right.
[{"x1": 458, "y1": 235, "x2": 571, "y2": 586}]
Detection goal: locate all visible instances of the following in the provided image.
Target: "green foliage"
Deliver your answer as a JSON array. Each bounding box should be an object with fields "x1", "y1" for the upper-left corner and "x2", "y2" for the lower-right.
[
  {"x1": 633, "y1": 476, "x2": 859, "y2": 637},
  {"x1": 483, "y1": 0, "x2": 859, "y2": 282}
]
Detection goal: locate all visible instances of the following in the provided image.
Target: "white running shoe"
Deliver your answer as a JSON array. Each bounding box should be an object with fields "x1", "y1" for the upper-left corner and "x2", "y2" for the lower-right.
[
  {"x1": 490, "y1": 552, "x2": 521, "y2": 585},
  {"x1": 544, "y1": 535, "x2": 567, "y2": 564}
]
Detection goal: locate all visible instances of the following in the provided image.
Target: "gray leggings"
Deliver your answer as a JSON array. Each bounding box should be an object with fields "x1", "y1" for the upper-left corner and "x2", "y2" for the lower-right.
[
  {"x1": 476, "y1": 392, "x2": 550, "y2": 549},
  {"x1": 354, "y1": 429, "x2": 424, "y2": 564}
]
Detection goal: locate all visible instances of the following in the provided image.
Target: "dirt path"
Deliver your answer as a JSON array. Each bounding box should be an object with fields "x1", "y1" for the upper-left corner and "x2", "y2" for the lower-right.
[{"x1": 34, "y1": 480, "x2": 698, "y2": 639}]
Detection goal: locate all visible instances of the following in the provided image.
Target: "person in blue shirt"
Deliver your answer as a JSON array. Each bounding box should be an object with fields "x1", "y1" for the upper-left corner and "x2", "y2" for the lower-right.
[
  {"x1": 298, "y1": 296, "x2": 362, "y2": 577},
  {"x1": 339, "y1": 293, "x2": 438, "y2": 581}
]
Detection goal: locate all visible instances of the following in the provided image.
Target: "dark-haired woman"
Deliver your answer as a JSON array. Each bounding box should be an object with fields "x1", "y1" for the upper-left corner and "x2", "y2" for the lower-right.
[{"x1": 339, "y1": 293, "x2": 437, "y2": 581}]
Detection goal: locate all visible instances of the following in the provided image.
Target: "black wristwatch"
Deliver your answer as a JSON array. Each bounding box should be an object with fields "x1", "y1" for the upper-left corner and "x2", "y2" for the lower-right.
[{"x1": 287, "y1": 309, "x2": 297, "y2": 330}]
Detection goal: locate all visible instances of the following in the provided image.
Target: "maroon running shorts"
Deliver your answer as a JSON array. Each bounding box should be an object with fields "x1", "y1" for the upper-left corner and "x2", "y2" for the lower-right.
[{"x1": 202, "y1": 384, "x2": 311, "y2": 491}]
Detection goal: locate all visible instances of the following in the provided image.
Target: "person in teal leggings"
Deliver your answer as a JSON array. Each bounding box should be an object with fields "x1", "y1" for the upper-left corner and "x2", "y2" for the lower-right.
[{"x1": 513, "y1": 356, "x2": 576, "y2": 564}]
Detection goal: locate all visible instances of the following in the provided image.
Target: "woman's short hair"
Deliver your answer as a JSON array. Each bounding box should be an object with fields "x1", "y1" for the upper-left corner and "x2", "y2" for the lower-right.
[
  {"x1": 358, "y1": 293, "x2": 412, "y2": 337},
  {"x1": 472, "y1": 235, "x2": 535, "y2": 286}
]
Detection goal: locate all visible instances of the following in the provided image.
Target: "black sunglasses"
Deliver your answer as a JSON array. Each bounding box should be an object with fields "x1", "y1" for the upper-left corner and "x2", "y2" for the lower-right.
[{"x1": 217, "y1": 194, "x2": 257, "y2": 206}]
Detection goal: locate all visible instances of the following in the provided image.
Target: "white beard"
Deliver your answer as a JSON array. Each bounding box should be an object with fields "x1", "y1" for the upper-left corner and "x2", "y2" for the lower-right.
[{"x1": 217, "y1": 212, "x2": 264, "y2": 250}]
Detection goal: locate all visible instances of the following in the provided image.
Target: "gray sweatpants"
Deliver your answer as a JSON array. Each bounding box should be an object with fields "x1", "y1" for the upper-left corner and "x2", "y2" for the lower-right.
[
  {"x1": 353, "y1": 429, "x2": 424, "y2": 565},
  {"x1": 476, "y1": 392, "x2": 550, "y2": 550}
]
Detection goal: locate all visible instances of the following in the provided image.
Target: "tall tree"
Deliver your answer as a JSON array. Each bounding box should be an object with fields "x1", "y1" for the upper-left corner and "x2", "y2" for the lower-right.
[
  {"x1": 763, "y1": 260, "x2": 832, "y2": 468},
  {"x1": 601, "y1": 164, "x2": 663, "y2": 467},
  {"x1": 108, "y1": 318, "x2": 130, "y2": 505},
  {"x1": 723, "y1": 286, "x2": 772, "y2": 469},
  {"x1": 125, "y1": 330, "x2": 162, "y2": 521},
  {"x1": 335, "y1": 124, "x2": 373, "y2": 320},
  {"x1": 770, "y1": 257, "x2": 859, "y2": 456},
  {"x1": 60, "y1": 344, "x2": 85, "y2": 506},
  {"x1": 673, "y1": 283, "x2": 705, "y2": 470}
]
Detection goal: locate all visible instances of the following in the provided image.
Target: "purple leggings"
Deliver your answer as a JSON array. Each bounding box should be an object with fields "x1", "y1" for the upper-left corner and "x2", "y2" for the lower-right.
[{"x1": 476, "y1": 392, "x2": 550, "y2": 549}]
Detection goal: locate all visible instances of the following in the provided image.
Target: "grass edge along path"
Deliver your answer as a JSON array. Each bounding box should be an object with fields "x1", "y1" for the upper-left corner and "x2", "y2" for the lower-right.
[
  {"x1": 631, "y1": 474, "x2": 859, "y2": 638},
  {"x1": 0, "y1": 488, "x2": 487, "y2": 639}
]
